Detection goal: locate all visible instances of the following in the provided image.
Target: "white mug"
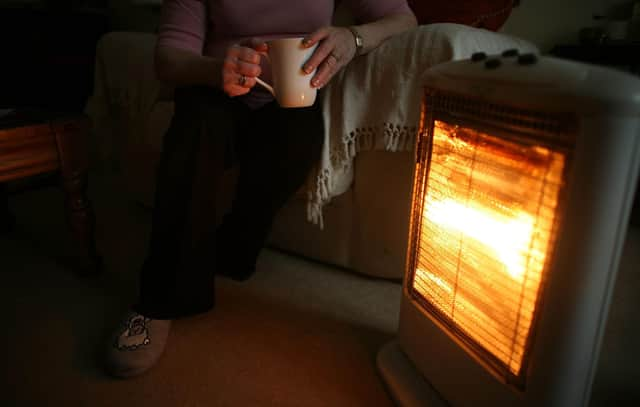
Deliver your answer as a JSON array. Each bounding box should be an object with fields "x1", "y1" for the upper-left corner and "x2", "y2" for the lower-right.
[{"x1": 255, "y1": 37, "x2": 318, "y2": 108}]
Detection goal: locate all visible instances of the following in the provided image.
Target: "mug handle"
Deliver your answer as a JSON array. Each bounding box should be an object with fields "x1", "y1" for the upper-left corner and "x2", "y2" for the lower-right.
[
  {"x1": 254, "y1": 51, "x2": 275, "y2": 96},
  {"x1": 255, "y1": 77, "x2": 275, "y2": 96}
]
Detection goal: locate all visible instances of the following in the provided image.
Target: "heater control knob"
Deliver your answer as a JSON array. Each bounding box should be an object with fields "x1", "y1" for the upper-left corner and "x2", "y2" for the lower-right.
[
  {"x1": 485, "y1": 58, "x2": 502, "y2": 69},
  {"x1": 502, "y1": 49, "x2": 519, "y2": 57},
  {"x1": 518, "y1": 53, "x2": 538, "y2": 65},
  {"x1": 471, "y1": 52, "x2": 487, "y2": 62}
]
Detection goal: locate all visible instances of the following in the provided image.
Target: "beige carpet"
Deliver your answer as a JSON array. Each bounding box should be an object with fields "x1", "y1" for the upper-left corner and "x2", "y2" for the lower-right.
[{"x1": 1, "y1": 173, "x2": 400, "y2": 407}]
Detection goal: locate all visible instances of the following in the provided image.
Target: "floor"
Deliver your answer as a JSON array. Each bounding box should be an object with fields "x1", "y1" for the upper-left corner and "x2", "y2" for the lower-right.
[
  {"x1": 1, "y1": 172, "x2": 400, "y2": 407},
  {"x1": 2, "y1": 171, "x2": 639, "y2": 407}
]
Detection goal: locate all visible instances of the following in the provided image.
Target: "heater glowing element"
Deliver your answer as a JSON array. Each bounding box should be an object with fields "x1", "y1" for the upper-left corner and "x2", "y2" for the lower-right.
[
  {"x1": 424, "y1": 199, "x2": 534, "y2": 282},
  {"x1": 409, "y1": 120, "x2": 567, "y2": 381}
]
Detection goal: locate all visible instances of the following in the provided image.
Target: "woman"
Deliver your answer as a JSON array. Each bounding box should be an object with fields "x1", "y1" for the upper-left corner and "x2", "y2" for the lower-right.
[{"x1": 105, "y1": 0, "x2": 416, "y2": 378}]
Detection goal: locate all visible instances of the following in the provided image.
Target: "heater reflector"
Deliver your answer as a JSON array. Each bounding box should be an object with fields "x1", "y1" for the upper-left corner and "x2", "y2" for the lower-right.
[{"x1": 409, "y1": 118, "x2": 568, "y2": 385}]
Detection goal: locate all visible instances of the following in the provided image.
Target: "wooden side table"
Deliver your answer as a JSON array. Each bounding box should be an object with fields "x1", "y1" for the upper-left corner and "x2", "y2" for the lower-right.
[{"x1": 0, "y1": 111, "x2": 101, "y2": 274}]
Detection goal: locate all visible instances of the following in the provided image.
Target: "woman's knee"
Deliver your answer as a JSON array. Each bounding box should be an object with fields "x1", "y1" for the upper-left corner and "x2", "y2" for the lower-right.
[
  {"x1": 168, "y1": 86, "x2": 242, "y2": 144},
  {"x1": 174, "y1": 86, "x2": 223, "y2": 114}
]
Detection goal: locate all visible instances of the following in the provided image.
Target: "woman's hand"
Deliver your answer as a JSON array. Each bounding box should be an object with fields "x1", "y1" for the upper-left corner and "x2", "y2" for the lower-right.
[
  {"x1": 302, "y1": 27, "x2": 357, "y2": 89},
  {"x1": 222, "y1": 38, "x2": 268, "y2": 97}
]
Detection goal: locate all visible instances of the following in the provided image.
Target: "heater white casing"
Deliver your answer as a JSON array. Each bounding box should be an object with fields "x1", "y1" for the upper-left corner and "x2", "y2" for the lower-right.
[{"x1": 378, "y1": 55, "x2": 640, "y2": 407}]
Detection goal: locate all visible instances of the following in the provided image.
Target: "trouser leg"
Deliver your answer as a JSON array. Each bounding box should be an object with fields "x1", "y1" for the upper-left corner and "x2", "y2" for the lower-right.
[
  {"x1": 136, "y1": 87, "x2": 246, "y2": 319},
  {"x1": 217, "y1": 97, "x2": 324, "y2": 280}
]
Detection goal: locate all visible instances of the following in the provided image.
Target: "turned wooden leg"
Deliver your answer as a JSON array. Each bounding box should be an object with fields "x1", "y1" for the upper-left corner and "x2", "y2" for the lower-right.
[
  {"x1": 52, "y1": 116, "x2": 102, "y2": 275},
  {"x1": 0, "y1": 183, "x2": 15, "y2": 234}
]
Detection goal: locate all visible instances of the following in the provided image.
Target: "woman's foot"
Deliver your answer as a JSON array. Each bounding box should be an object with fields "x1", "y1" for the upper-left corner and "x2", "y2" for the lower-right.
[{"x1": 104, "y1": 310, "x2": 172, "y2": 378}]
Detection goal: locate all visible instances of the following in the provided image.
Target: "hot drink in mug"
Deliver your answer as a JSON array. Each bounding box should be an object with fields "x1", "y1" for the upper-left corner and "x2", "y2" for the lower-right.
[{"x1": 255, "y1": 37, "x2": 318, "y2": 108}]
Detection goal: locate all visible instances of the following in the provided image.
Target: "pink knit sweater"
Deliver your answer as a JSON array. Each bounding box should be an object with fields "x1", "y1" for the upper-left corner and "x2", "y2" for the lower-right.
[{"x1": 157, "y1": 0, "x2": 412, "y2": 106}]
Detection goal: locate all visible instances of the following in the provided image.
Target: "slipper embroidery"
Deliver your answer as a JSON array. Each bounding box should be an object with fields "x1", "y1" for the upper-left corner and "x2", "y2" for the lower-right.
[{"x1": 116, "y1": 314, "x2": 151, "y2": 351}]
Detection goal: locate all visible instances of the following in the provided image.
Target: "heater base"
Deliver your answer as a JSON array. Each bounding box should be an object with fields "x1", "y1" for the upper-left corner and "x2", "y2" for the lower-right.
[{"x1": 377, "y1": 340, "x2": 447, "y2": 407}]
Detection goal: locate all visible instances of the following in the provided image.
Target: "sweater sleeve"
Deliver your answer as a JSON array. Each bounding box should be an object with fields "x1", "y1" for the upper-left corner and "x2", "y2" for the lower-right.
[
  {"x1": 343, "y1": 0, "x2": 413, "y2": 24},
  {"x1": 157, "y1": 0, "x2": 208, "y2": 55}
]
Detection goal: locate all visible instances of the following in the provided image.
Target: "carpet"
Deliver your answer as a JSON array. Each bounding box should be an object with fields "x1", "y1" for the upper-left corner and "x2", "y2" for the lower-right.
[{"x1": 1, "y1": 172, "x2": 399, "y2": 407}]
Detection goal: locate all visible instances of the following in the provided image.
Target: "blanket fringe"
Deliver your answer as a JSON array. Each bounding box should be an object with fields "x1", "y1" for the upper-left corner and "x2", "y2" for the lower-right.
[
  {"x1": 307, "y1": 167, "x2": 331, "y2": 229},
  {"x1": 384, "y1": 123, "x2": 417, "y2": 152},
  {"x1": 308, "y1": 123, "x2": 417, "y2": 228}
]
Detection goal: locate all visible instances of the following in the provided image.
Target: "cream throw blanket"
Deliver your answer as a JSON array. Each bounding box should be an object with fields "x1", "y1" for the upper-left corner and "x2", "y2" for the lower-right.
[
  {"x1": 310, "y1": 23, "x2": 537, "y2": 228},
  {"x1": 85, "y1": 24, "x2": 537, "y2": 227}
]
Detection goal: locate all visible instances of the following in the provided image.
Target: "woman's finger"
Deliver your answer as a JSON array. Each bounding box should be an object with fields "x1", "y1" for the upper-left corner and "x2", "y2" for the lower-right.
[
  {"x1": 224, "y1": 49, "x2": 262, "y2": 77},
  {"x1": 302, "y1": 34, "x2": 336, "y2": 74},
  {"x1": 235, "y1": 73, "x2": 256, "y2": 88},
  {"x1": 309, "y1": 27, "x2": 358, "y2": 87},
  {"x1": 228, "y1": 44, "x2": 262, "y2": 64},
  {"x1": 311, "y1": 52, "x2": 342, "y2": 88},
  {"x1": 302, "y1": 27, "x2": 331, "y2": 49},
  {"x1": 239, "y1": 37, "x2": 269, "y2": 53},
  {"x1": 223, "y1": 72, "x2": 256, "y2": 96},
  {"x1": 234, "y1": 60, "x2": 262, "y2": 77}
]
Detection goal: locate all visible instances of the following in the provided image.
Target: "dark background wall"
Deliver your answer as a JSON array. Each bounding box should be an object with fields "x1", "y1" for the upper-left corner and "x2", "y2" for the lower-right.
[
  {"x1": 502, "y1": 0, "x2": 636, "y2": 51},
  {"x1": 0, "y1": 0, "x2": 160, "y2": 111}
]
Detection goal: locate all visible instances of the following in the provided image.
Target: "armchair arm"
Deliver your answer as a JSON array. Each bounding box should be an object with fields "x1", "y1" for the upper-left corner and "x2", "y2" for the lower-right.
[
  {"x1": 324, "y1": 23, "x2": 539, "y2": 154},
  {"x1": 310, "y1": 23, "x2": 538, "y2": 226},
  {"x1": 85, "y1": 31, "x2": 174, "y2": 166}
]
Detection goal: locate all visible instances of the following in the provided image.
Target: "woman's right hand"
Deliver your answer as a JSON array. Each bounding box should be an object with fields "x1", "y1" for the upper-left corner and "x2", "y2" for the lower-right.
[{"x1": 222, "y1": 38, "x2": 268, "y2": 97}]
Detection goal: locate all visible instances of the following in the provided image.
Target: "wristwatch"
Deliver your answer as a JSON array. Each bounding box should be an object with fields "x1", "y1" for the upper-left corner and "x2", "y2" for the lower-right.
[{"x1": 348, "y1": 26, "x2": 364, "y2": 56}]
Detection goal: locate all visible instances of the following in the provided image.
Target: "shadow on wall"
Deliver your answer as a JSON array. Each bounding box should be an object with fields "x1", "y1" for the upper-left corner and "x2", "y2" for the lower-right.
[{"x1": 501, "y1": 0, "x2": 634, "y2": 52}]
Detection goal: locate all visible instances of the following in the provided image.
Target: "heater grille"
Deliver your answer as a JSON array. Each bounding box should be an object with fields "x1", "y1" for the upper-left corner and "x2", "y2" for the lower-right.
[{"x1": 408, "y1": 91, "x2": 574, "y2": 387}]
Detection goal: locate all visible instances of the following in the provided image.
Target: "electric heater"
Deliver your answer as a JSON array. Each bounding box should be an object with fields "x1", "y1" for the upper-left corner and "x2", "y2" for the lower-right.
[{"x1": 378, "y1": 53, "x2": 640, "y2": 406}]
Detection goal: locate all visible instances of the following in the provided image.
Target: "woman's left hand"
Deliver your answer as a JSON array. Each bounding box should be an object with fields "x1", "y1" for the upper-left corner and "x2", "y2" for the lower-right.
[{"x1": 302, "y1": 26, "x2": 357, "y2": 89}]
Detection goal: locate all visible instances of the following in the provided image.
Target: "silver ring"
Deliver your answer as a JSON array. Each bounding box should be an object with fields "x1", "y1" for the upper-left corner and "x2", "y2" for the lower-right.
[{"x1": 239, "y1": 74, "x2": 247, "y2": 86}]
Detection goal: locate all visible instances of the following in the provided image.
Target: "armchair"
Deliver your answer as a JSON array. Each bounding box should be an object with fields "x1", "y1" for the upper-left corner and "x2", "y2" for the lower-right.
[{"x1": 85, "y1": 22, "x2": 536, "y2": 281}]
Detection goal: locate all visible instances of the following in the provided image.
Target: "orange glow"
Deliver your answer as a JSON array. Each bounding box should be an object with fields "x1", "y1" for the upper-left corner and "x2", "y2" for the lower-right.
[
  {"x1": 411, "y1": 120, "x2": 566, "y2": 377},
  {"x1": 425, "y1": 199, "x2": 534, "y2": 282}
]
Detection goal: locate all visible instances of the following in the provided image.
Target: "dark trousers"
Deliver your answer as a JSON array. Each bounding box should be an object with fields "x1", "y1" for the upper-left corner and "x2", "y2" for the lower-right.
[{"x1": 134, "y1": 87, "x2": 324, "y2": 319}]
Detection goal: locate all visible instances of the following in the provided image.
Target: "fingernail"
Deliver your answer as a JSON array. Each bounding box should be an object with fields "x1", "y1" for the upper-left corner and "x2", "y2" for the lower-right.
[
  {"x1": 303, "y1": 66, "x2": 312, "y2": 74},
  {"x1": 312, "y1": 79, "x2": 320, "y2": 87}
]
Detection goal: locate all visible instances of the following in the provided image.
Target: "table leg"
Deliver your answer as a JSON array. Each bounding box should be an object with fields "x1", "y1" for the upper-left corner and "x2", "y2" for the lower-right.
[
  {"x1": 53, "y1": 117, "x2": 102, "y2": 275},
  {"x1": 0, "y1": 183, "x2": 15, "y2": 233}
]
